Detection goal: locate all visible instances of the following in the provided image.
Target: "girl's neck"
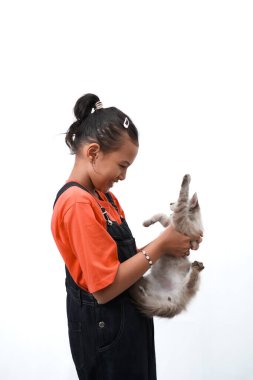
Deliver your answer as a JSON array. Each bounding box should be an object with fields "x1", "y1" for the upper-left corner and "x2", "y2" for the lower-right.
[
  {"x1": 69, "y1": 158, "x2": 100, "y2": 198},
  {"x1": 68, "y1": 172, "x2": 97, "y2": 197}
]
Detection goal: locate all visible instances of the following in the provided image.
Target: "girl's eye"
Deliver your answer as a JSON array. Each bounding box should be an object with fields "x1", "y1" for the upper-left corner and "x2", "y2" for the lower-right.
[{"x1": 119, "y1": 164, "x2": 127, "y2": 169}]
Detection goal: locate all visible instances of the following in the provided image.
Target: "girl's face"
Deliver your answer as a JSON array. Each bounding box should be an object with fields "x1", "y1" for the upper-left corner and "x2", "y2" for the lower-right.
[{"x1": 88, "y1": 136, "x2": 139, "y2": 193}]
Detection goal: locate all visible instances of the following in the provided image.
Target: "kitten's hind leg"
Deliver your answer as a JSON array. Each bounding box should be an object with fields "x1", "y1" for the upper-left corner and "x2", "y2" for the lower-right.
[
  {"x1": 186, "y1": 262, "x2": 204, "y2": 295},
  {"x1": 192, "y1": 261, "x2": 204, "y2": 272}
]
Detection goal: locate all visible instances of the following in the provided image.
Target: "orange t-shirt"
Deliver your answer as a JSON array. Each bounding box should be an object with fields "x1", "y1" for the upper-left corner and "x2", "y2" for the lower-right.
[{"x1": 51, "y1": 180, "x2": 125, "y2": 293}]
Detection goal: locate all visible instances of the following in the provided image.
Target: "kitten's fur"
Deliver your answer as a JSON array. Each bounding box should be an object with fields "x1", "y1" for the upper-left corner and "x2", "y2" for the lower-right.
[{"x1": 129, "y1": 174, "x2": 204, "y2": 318}]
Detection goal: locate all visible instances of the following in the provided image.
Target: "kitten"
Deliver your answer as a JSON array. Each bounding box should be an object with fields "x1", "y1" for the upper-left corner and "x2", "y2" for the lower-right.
[{"x1": 129, "y1": 174, "x2": 204, "y2": 318}]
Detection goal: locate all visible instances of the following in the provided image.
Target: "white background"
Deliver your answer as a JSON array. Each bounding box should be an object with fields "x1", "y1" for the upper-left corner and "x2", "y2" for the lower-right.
[{"x1": 1, "y1": 1, "x2": 253, "y2": 379}]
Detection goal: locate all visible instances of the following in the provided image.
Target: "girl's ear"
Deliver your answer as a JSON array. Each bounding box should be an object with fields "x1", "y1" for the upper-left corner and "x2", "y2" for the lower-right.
[
  {"x1": 190, "y1": 192, "x2": 199, "y2": 209},
  {"x1": 86, "y1": 143, "x2": 101, "y2": 162}
]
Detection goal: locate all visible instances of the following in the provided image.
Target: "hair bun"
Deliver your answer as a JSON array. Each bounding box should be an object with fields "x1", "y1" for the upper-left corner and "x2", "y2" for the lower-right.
[{"x1": 74, "y1": 93, "x2": 100, "y2": 121}]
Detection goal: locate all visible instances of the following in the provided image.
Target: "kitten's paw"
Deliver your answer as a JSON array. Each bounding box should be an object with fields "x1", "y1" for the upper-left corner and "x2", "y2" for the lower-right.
[
  {"x1": 182, "y1": 174, "x2": 191, "y2": 186},
  {"x1": 143, "y1": 220, "x2": 152, "y2": 227},
  {"x1": 192, "y1": 261, "x2": 204, "y2": 271}
]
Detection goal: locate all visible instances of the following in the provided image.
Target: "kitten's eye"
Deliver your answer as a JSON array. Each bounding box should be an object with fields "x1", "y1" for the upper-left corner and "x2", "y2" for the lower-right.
[{"x1": 189, "y1": 208, "x2": 193, "y2": 212}]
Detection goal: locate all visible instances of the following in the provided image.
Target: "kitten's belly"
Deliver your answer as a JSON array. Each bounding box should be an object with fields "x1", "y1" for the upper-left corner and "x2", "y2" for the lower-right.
[
  {"x1": 150, "y1": 257, "x2": 191, "y2": 293},
  {"x1": 150, "y1": 271, "x2": 183, "y2": 293},
  {"x1": 157, "y1": 276, "x2": 174, "y2": 290}
]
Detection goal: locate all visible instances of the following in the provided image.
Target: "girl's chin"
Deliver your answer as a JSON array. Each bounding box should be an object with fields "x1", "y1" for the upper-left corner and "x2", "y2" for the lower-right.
[
  {"x1": 106, "y1": 183, "x2": 114, "y2": 192},
  {"x1": 97, "y1": 182, "x2": 113, "y2": 193}
]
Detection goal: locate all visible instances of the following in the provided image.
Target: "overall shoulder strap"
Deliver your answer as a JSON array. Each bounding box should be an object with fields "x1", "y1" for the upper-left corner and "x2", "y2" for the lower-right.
[
  {"x1": 105, "y1": 192, "x2": 124, "y2": 221},
  {"x1": 53, "y1": 182, "x2": 90, "y2": 209},
  {"x1": 105, "y1": 192, "x2": 119, "y2": 212},
  {"x1": 52, "y1": 182, "x2": 114, "y2": 226}
]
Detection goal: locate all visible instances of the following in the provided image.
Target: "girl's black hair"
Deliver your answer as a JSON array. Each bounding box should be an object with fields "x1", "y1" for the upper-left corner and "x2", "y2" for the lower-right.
[{"x1": 65, "y1": 93, "x2": 139, "y2": 154}]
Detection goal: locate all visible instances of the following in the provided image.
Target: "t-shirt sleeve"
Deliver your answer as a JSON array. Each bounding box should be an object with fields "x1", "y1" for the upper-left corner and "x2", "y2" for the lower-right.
[{"x1": 63, "y1": 202, "x2": 120, "y2": 293}]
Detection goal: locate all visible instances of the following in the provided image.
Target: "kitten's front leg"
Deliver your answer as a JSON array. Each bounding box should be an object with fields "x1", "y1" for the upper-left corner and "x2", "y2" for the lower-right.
[
  {"x1": 190, "y1": 240, "x2": 199, "y2": 250},
  {"x1": 143, "y1": 213, "x2": 171, "y2": 228}
]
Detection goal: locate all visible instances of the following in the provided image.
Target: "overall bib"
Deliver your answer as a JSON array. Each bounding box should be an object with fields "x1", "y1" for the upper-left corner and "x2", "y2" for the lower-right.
[{"x1": 53, "y1": 182, "x2": 157, "y2": 380}]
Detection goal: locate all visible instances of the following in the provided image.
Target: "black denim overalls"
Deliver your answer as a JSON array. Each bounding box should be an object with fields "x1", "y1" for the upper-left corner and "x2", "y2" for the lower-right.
[{"x1": 53, "y1": 182, "x2": 157, "y2": 380}]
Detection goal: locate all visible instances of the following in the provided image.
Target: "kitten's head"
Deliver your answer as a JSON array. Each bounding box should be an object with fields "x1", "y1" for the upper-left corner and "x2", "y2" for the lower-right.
[
  {"x1": 170, "y1": 192, "x2": 198, "y2": 211},
  {"x1": 170, "y1": 192, "x2": 203, "y2": 235}
]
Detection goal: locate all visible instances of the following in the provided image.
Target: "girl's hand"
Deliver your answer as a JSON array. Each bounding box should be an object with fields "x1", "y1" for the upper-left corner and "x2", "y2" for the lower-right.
[{"x1": 158, "y1": 224, "x2": 202, "y2": 258}]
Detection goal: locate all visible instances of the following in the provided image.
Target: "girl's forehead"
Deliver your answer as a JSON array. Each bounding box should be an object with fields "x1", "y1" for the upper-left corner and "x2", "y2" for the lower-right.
[{"x1": 113, "y1": 139, "x2": 139, "y2": 162}]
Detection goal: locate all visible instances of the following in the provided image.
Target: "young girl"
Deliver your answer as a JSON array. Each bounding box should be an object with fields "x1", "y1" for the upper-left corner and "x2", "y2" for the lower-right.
[{"x1": 51, "y1": 93, "x2": 202, "y2": 380}]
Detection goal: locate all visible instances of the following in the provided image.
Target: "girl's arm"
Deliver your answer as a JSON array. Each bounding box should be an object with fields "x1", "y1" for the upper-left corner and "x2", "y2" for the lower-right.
[{"x1": 93, "y1": 224, "x2": 199, "y2": 304}]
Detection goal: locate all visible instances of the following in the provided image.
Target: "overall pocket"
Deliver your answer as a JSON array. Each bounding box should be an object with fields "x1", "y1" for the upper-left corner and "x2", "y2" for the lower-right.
[{"x1": 96, "y1": 297, "x2": 125, "y2": 352}]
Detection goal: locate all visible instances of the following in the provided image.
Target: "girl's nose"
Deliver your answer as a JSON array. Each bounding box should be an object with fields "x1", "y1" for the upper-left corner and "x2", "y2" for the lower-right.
[{"x1": 119, "y1": 171, "x2": 127, "y2": 181}]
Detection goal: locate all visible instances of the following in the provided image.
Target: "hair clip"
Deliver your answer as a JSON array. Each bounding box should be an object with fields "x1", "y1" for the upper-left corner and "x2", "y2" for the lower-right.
[
  {"x1": 95, "y1": 101, "x2": 103, "y2": 110},
  {"x1": 123, "y1": 117, "x2": 130, "y2": 128}
]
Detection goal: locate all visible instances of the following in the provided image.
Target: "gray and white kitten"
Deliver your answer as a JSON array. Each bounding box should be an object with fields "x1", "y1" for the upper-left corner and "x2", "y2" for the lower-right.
[{"x1": 129, "y1": 174, "x2": 204, "y2": 318}]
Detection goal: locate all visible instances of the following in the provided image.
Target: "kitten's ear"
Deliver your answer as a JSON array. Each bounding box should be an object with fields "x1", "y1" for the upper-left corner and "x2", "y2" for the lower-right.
[{"x1": 190, "y1": 192, "x2": 199, "y2": 209}]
